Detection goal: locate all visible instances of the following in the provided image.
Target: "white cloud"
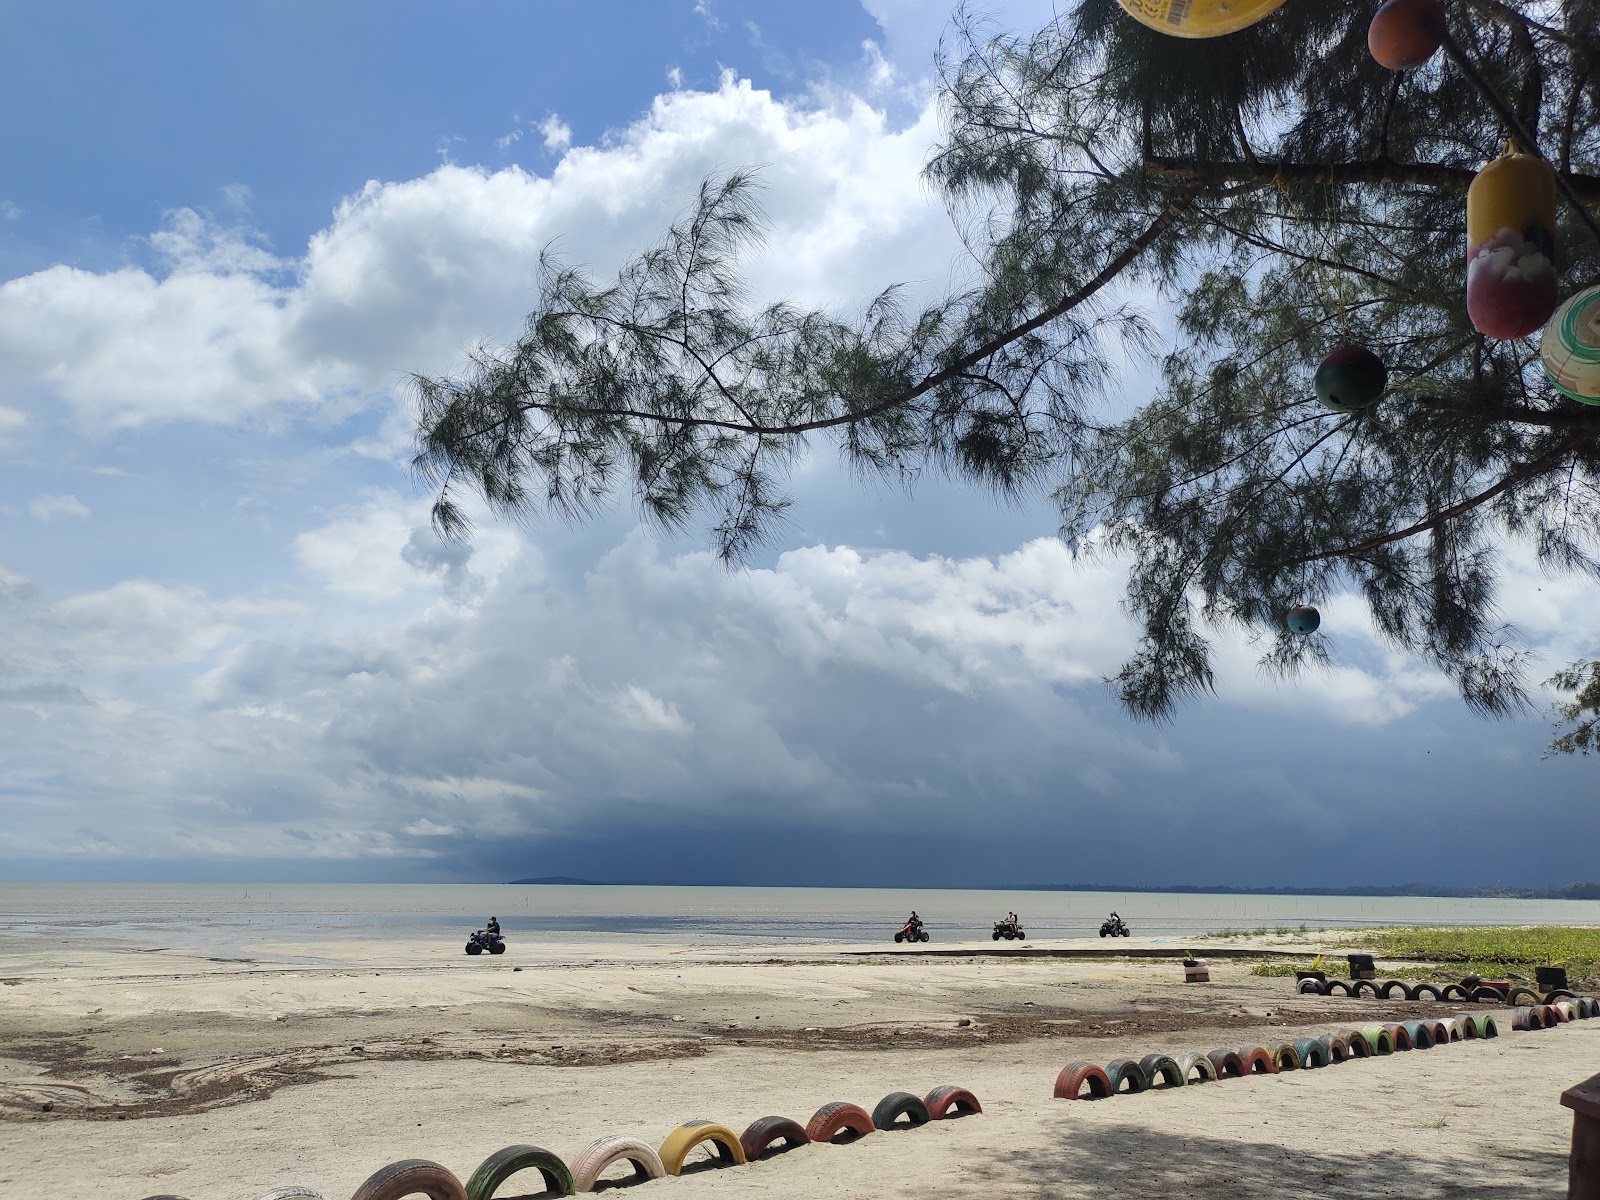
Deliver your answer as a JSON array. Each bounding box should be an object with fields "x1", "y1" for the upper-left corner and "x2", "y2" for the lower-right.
[
  {"x1": 0, "y1": 201, "x2": 20, "y2": 221},
  {"x1": 0, "y1": 76, "x2": 967, "y2": 437},
  {"x1": 539, "y1": 114, "x2": 572, "y2": 152},
  {"x1": 28, "y1": 493, "x2": 90, "y2": 522},
  {"x1": 611, "y1": 684, "x2": 692, "y2": 734},
  {"x1": 0, "y1": 405, "x2": 24, "y2": 444}
]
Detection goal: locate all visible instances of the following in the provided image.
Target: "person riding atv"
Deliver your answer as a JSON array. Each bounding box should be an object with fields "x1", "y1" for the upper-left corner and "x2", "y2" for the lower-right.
[
  {"x1": 466, "y1": 927, "x2": 506, "y2": 955},
  {"x1": 894, "y1": 911, "x2": 929, "y2": 943},
  {"x1": 992, "y1": 912, "x2": 1026, "y2": 940},
  {"x1": 1099, "y1": 911, "x2": 1130, "y2": 938}
]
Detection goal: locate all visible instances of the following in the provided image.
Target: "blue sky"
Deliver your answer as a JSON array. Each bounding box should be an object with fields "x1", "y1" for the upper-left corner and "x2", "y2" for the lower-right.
[{"x1": 2, "y1": 1, "x2": 1597, "y2": 889}]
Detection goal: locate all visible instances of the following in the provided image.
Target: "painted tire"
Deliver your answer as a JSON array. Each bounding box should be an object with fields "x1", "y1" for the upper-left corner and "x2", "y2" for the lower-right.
[
  {"x1": 806, "y1": 1102, "x2": 875, "y2": 1142},
  {"x1": 1470, "y1": 985, "x2": 1505, "y2": 1003},
  {"x1": 870, "y1": 1091, "x2": 931, "y2": 1130},
  {"x1": 1292, "y1": 1037, "x2": 1327, "y2": 1068},
  {"x1": 1271, "y1": 1043, "x2": 1301, "y2": 1071},
  {"x1": 1580, "y1": 998, "x2": 1597, "y2": 1018},
  {"x1": 1402, "y1": 1021, "x2": 1434, "y2": 1049},
  {"x1": 1410, "y1": 983, "x2": 1442, "y2": 1002},
  {"x1": 351, "y1": 1161, "x2": 467, "y2": 1200},
  {"x1": 1325, "y1": 980, "x2": 1353, "y2": 996},
  {"x1": 1477, "y1": 1014, "x2": 1500, "y2": 1038},
  {"x1": 251, "y1": 1192, "x2": 326, "y2": 1200},
  {"x1": 1440, "y1": 984, "x2": 1468, "y2": 1001},
  {"x1": 1360, "y1": 1026, "x2": 1394, "y2": 1055},
  {"x1": 569, "y1": 1136, "x2": 667, "y2": 1193},
  {"x1": 739, "y1": 1116, "x2": 810, "y2": 1160},
  {"x1": 1386, "y1": 1023, "x2": 1414, "y2": 1051},
  {"x1": 1174, "y1": 1052, "x2": 1218, "y2": 1083},
  {"x1": 1506, "y1": 986, "x2": 1541, "y2": 1006},
  {"x1": 924, "y1": 1085, "x2": 982, "y2": 1119},
  {"x1": 1139, "y1": 1053, "x2": 1185, "y2": 1088},
  {"x1": 1379, "y1": 980, "x2": 1409, "y2": 1000},
  {"x1": 1103, "y1": 1057, "x2": 1151, "y2": 1094},
  {"x1": 1440, "y1": 1019, "x2": 1463, "y2": 1043},
  {"x1": 658, "y1": 1120, "x2": 745, "y2": 1175},
  {"x1": 1238, "y1": 1046, "x2": 1277, "y2": 1075},
  {"x1": 1054, "y1": 1061, "x2": 1113, "y2": 1099},
  {"x1": 1351, "y1": 979, "x2": 1379, "y2": 997},
  {"x1": 1544, "y1": 990, "x2": 1578, "y2": 1004},
  {"x1": 1297, "y1": 978, "x2": 1326, "y2": 995},
  {"x1": 1512, "y1": 1006, "x2": 1540, "y2": 1031},
  {"x1": 1456, "y1": 1012, "x2": 1479, "y2": 1039},
  {"x1": 1339, "y1": 1030, "x2": 1372, "y2": 1058},
  {"x1": 466, "y1": 1146, "x2": 574, "y2": 1200},
  {"x1": 1539, "y1": 1003, "x2": 1563, "y2": 1025},
  {"x1": 1429, "y1": 1020, "x2": 1451, "y2": 1044},
  {"x1": 1205, "y1": 1049, "x2": 1247, "y2": 1079}
]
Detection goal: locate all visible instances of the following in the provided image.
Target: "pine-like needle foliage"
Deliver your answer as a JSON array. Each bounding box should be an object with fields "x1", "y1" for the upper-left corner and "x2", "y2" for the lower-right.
[{"x1": 413, "y1": 0, "x2": 1600, "y2": 736}]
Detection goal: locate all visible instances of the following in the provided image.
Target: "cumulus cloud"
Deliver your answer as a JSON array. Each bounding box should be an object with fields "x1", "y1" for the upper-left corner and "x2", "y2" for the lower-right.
[
  {"x1": 28, "y1": 493, "x2": 90, "y2": 522},
  {"x1": 0, "y1": 76, "x2": 966, "y2": 440}
]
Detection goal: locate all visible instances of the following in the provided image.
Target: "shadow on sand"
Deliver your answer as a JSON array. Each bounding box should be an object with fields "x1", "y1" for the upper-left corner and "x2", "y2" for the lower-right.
[{"x1": 949, "y1": 1122, "x2": 1566, "y2": 1199}]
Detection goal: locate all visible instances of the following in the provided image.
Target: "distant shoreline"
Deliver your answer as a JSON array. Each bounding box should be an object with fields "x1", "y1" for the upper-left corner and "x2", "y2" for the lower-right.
[{"x1": 507, "y1": 876, "x2": 1600, "y2": 900}]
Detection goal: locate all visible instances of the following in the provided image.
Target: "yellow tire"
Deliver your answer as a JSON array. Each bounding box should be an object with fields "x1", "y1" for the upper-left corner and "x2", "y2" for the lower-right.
[
  {"x1": 657, "y1": 1120, "x2": 746, "y2": 1176},
  {"x1": 1115, "y1": 0, "x2": 1288, "y2": 38}
]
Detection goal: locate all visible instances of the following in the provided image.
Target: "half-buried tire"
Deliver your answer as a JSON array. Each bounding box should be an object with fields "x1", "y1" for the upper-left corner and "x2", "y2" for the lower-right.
[
  {"x1": 924, "y1": 1085, "x2": 982, "y2": 1119},
  {"x1": 1379, "y1": 980, "x2": 1409, "y2": 1000},
  {"x1": 569, "y1": 1136, "x2": 667, "y2": 1193},
  {"x1": 1341, "y1": 1030, "x2": 1373, "y2": 1058},
  {"x1": 1317, "y1": 1034, "x2": 1350, "y2": 1063},
  {"x1": 1473, "y1": 1013, "x2": 1499, "y2": 1038},
  {"x1": 1386, "y1": 1023, "x2": 1414, "y2": 1051},
  {"x1": 1506, "y1": 987, "x2": 1541, "y2": 1007},
  {"x1": 1401, "y1": 1021, "x2": 1434, "y2": 1049},
  {"x1": 658, "y1": 1120, "x2": 745, "y2": 1175},
  {"x1": 1292, "y1": 1037, "x2": 1328, "y2": 1068},
  {"x1": 1326, "y1": 980, "x2": 1353, "y2": 996},
  {"x1": 251, "y1": 1191, "x2": 327, "y2": 1200},
  {"x1": 1360, "y1": 1026, "x2": 1394, "y2": 1055},
  {"x1": 1238, "y1": 1046, "x2": 1277, "y2": 1075},
  {"x1": 1512, "y1": 1006, "x2": 1540, "y2": 1031},
  {"x1": 1271, "y1": 1043, "x2": 1301, "y2": 1071},
  {"x1": 1174, "y1": 1052, "x2": 1218, "y2": 1083},
  {"x1": 1410, "y1": 983, "x2": 1442, "y2": 1002},
  {"x1": 1297, "y1": 978, "x2": 1327, "y2": 995},
  {"x1": 1351, "y1": 979, "x2": 1379, "y2": 997},
  {"x1": 1138, "y1": 1053, "x2": 1185, "y2": 1089},
  {"x1": 1054, "y1": 1062, "x2": 1113, "y2": 1099},
  {"x1": 1104, "y1": 1058, "x2": 1151, "y2": 1094},
  {"x1": 1430, "y1": 1020, "x2": 1452, "y2": 1044},
  {"x1": 739, "y1": 1116, "x2": 810, "y2": 1160},
  {"x1": 1440, "y1": 984, "x2": 1468, "y2": 1001},
  {"x1": 466, "y1": 1146, "x2": 574, "y2": 1200},
  {"x1": 1469, "y1": 985, "x2": 1505, "y2": 1003},
  {"x1": 351, "y1": 1161, "x2": 467, "y2": 1200},
  {"x1": 806, "y1": 1102, "x2": 875, "y2": 1142},
  {"x1": 1206, "y1": 1050, "x2": 1247, "y2": 1080},
  {"x1": 871, "y1": 1092, "x2": 931, "y2": 1130}
]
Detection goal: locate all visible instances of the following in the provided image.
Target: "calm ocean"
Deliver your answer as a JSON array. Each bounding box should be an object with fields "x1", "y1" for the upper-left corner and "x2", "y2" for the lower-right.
[{"x1": 3, "y1": 882, "x2": 1597, "y2": 953}]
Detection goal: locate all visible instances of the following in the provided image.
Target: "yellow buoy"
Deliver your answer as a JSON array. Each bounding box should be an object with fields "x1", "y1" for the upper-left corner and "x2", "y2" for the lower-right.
[
  {"x1": 1465, "y1": 142, "x2": 1558, "y2": 340},
  {"x1": 1116, "y1": 0, "x2": 1289, "y2": 38}
]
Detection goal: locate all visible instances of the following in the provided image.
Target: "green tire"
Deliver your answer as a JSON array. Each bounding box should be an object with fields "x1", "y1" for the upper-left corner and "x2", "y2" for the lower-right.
[
  {"x1": 1360, "y1": 1025, "x2": 1394, "y2": 1055},
  {"x1": 466, "y1": 1145, "x2": 575, "y2": 1200},
  {"x1": 1292, "y1": 1037, "x2": 1327, "y2": 1067}
]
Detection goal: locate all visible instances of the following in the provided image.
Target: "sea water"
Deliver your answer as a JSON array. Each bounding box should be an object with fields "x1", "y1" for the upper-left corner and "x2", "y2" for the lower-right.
[{"x1": 3, "y1": 881, "x2": 1597, "y2": 953}]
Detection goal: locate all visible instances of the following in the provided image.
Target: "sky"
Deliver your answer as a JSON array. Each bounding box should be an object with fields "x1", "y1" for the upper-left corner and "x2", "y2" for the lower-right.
[{"x1": 1, "y1": 1, "x2": 1596, "y2": 890}]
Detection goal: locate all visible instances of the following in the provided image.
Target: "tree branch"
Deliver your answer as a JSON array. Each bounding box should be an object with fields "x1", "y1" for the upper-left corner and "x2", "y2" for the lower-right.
[{"x1": 1143, "y1": 155, "x2": 1600, "y2": 203}]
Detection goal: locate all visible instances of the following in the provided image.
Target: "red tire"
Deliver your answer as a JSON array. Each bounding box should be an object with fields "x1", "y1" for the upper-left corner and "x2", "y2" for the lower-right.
[
  {"x1": 1237, "y1": 1046, "x2": 1277, "y2": 1075},
  {"x1": 924, "y1": 1085, "x2": 981, "y2": 1119},
  {"x1": 1385, "y1": 1023, "x2": 1413, "y2": 1051},
  {"x1": 739, "y1": 1116, "x2": 810, "y2": 1160},
  {"x1": 1430, "y1": 1020, "x2": 1451, "y2": 1044},
  {"x1": 1206, "y1": 1049, "x2": 1247, "y2": 1079},
  {"x1": 805, "y1": 1102, "x2": 874, "y2": 1143},
  {"x1": 1539, "y1": 1004, "x2": 1562, "y2": 1025},
  {"x1": 1512, "y1": 1005, "x2": 1541, "y2": 1031},
  {"x1": 351, "y1": 1161, "x2": 466, "y2": 1200},
  {"x1": 1053, "y1": 1061, "x2": 1112, "y2": 1099}
]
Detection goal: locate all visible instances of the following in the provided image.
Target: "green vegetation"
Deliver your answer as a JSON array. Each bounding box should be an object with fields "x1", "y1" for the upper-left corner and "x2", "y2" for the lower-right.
[{"x1": 1246, "y1": 925, "x2": 1600, "y2": 981}]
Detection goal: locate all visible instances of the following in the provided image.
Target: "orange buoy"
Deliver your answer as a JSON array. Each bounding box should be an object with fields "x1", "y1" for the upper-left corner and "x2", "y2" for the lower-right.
[
  {"x1": 1466, "y1": 144, "x2": 1558, "y2": 340},
  {"x1": 1367, "y1": 0, "x2": 1446, "y2": 69}
]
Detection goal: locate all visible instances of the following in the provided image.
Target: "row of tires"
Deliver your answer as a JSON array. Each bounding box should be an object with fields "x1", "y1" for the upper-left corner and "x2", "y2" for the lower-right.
[
  {"x1": 1295, "y1": 977, "x2": 1583, "y2": 1006},
  {"x1": 1054, "y1": 997, "x2": 1596, "y2": 1099},
  {"x1": 139, "y1": 1085, "x2": 982, "y2": 1200}
]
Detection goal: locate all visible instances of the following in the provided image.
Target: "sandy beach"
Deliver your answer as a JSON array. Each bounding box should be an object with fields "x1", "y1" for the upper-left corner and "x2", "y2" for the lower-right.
[{"x1": 0, "y1": 931, "x2": 1592, "y2": 1200}]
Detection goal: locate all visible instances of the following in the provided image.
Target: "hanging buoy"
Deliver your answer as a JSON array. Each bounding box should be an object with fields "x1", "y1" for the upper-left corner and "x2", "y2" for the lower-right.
[
  {"x1": 1466, "y1": 144, "x2": 1558, "y2": 340},
  {"x1": 1540, "y1": 285, "x2": 1600, "y2": 404},
  {"x1": 1367, "y1": 0, "x2": 1446, "y2": 69},
  {"x1": 1287, "y1": 605, "x2": 1321, "y2": 635},
  {"x1": 1114, "y1": 0, "x2": 1289, "y2": 38},
  {"x1": 1314, "y1": 346, "x2": 1388, "y2": 411}
]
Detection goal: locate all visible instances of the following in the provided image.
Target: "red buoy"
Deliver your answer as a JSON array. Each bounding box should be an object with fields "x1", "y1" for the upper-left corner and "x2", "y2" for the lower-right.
[{"x1": 1368, "y1": 0, "x2": 1446, "y2": 70}]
